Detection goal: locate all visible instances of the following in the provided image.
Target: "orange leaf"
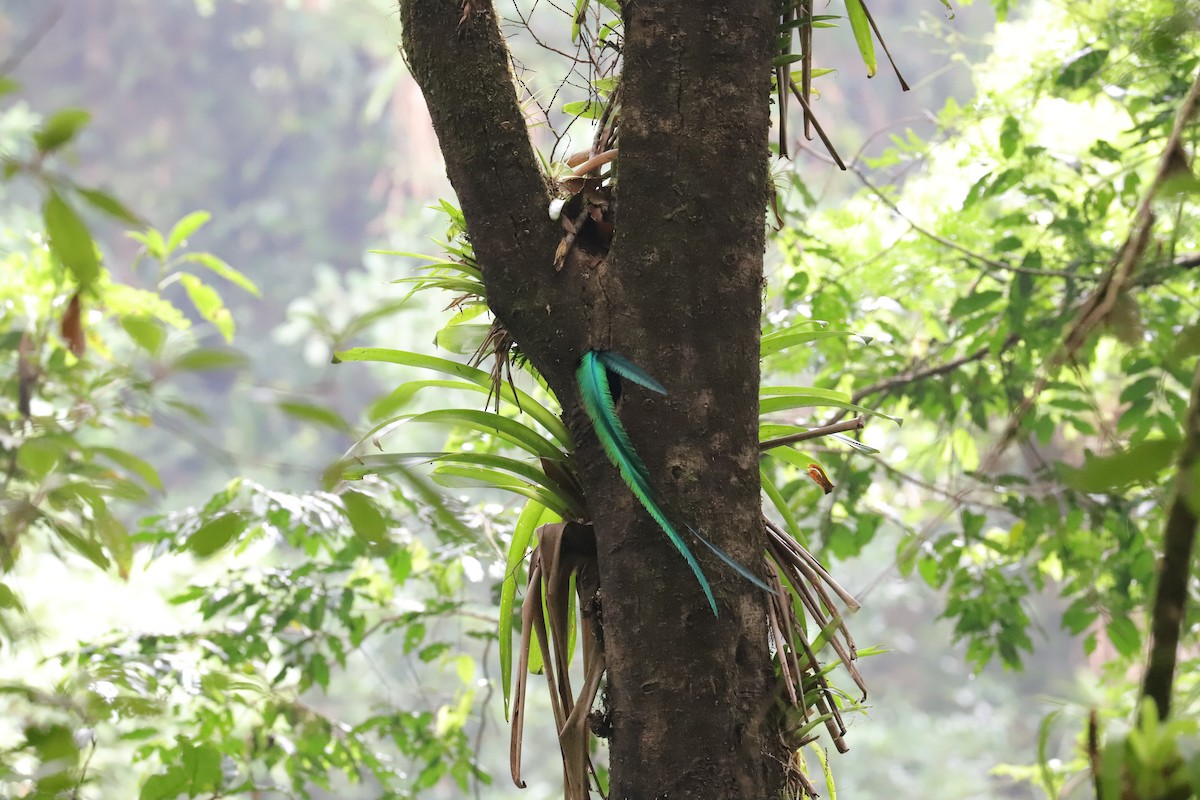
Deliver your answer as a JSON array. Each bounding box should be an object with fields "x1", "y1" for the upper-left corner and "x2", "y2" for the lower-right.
[
  {"x1": 61, "y1": 291, "x2": 86, "y2": 356},
  {"x1": 807, "y1": 462, "x2": 835, "y2": 494}
]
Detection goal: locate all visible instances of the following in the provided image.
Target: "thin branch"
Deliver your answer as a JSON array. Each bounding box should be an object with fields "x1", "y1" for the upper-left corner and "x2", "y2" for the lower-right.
[
  {"x1": 849, "y1": 333, "x2": 1021, "y2": 406},
  {"x1": 70, "y1": 733, "x2": 97, "y2": 800},
  {"x1": 760, "y1": 416, "x2": 865, "y2": 451},
  {"x1": 850, "y1": 166, "x2": 1030, "y2": 274},
  {"x1": 866, "y1": 455, "x2": 1010, "y2": 513},
  {"x1": 0, "y1": 3, "x2": 63, "y2": 77},
  {"x1": 1140, "y1": 357, "x2": 1200, "y2": 721}
]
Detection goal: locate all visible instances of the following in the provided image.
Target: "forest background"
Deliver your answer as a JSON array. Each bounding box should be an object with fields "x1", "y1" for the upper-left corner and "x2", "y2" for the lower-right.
[{"x1": 1, "y1": 0, "x2": 1198, "y2": 798}]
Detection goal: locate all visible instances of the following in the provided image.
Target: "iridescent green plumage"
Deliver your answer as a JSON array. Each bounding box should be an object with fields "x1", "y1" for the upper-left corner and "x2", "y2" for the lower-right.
[{"x1": 576, "y1": 350, "x2": 772, "y2": 615}]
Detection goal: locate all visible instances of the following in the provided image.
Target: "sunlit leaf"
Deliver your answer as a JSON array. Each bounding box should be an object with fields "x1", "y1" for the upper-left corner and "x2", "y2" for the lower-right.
[
  {"x1": 277, "y1": 400, "x2": 351, "y2": 432},
  {"x1": 1055, "y1": 48, "x2": 1108, "y2": 89},
  {"x1": 844, "y1": 0, "x2": 876, "y2": 77},
  {"x1": 180, "y1": 252, "x2": 260, "y2": 296},
  {"x1": 171, "y1": 347, "x2": 249, "y2": 372},
  {"x1": 178, "y1": 273, "x2": 234, "y2": 341},
  {"x1": 165, "y1": 211, "x2": 212, "y2": 256},
  {"x1": 43, "y1": 191, "x2": 99, "y2": 287},
  {"x1": 34, "y1": 108, "x2": 91, "y2": 153},
  {"x1": 341, "y1": 490, "x2": 390, "y2": 548},
  {"x1": 185, "y1": 512, "x2": 249, "y2": 557},
  {"x1": 121, "y1": 316, "x2": 168, "y2": 355},
  {"x1": 92, "y1": 446, "x2": 164, "y2": 490},
  {"x1": 501, "y1": 500, "x2": 550, "y2": 718},
  {"x1": 75, "y1": 186, "x2": 142, "y2": 226},
  {"x1": 333, "y1": 348, "x2": 570, "y2": 446}
]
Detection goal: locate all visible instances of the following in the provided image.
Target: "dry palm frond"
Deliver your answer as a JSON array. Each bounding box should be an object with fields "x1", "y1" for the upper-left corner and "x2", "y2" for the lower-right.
[
  {"x1": 469, "y1": 319, "x2": 522, "y2": 414},
  {"x1": 764, "y1": 515, "x2": 864, "y2": 756},
  {"x1": 510, "y1": 521, "x2": 603, "y2": 800}
]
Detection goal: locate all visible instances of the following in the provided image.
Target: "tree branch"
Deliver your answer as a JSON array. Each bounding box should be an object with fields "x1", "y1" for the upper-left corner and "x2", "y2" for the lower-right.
[
  {"x1": 986, "y1": 67, "x2": 1200, "y2": 468},
  {"x1": 849, "y1": 333, "x2": 1022, "y2": 406},
  {"x1": 398, "y1": 0, "x2": 580, "y2": 388},
  {"x1": 1140, "y1": 357, "x2": 1200, "y2": 720},
  {"x1": 760, "y1": 416, "x2": 865, "y2": 451}
]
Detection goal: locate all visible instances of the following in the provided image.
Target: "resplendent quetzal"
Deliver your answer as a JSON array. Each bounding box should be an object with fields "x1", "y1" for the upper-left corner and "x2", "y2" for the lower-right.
[{"x1": 575, "y1": 349, "x2": 773, "y2": 615}]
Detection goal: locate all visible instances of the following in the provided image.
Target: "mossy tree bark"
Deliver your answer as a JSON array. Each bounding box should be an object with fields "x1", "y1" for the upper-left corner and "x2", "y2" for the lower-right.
[{"x1": 399, "y1": 1, "x2": 784, "y2": 796}]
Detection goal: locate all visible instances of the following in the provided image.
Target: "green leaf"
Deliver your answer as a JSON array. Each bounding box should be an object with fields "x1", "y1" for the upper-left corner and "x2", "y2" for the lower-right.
[
  {"x1": 96, "y1": 509, "x2": 134, "y2": 579},
  {"x1": 180, "y1": 252, "x2": 260, "y2": 296},
  {"x1": 34, "y1": 108, "x2": 91, "y2": 153},
  {"x1": 43, "y1": 191, "x2": 99, "y2": 287},
  {"x1": 127, "y1": 228, "x2": 167, "y2": 259},
  {"x1": 333, "y1": 348, "x2": 570, "y2": 446},
  {"x1": 171, "y1": 347, "x2": 248, "y2": 372},
  {"x1": 180, "y1": 742, "x2": 222, "y2": 793},
  {"x1": 434, "y1": 323, "x2": 491, "y2": 355},
  {"x1": 994, "y1": 234, "x2": 1023, "y2": 252},
  {"x1": 844, "y1": 0, "x2": 876, "y2": 77},
  {"x1": 407, "y1": 408, "x2": 565, "y2": 460},
  {"x1": 761, "y1": 465, "x2": 805, "y2": 544},
  {"x1": 165, "y1": 211, "x2": 211, "y2": 256},
  {"x1": 761, "y1": 328, "x2": 869, "y2": 357},
  {"x1": 429, "y1": 466, "x2": 572, "y2": 518},
  {"x1": 92, "y1": 446, "x2": 164, "y2": 490},
  {"x1": 177, "y1": 273, "x2": 234, "y2": 341},
  {"x1": 950, "y1": 289, "x2": 1003, "y2": 317},
  {"x1": 1105, "y1": 614, "x2": 1140, "y2": 658},
  {"x1": 432, "y1": 452, "x2": 581, "y2": 512},
  {"x1": 1055, "y1": 48, "x2": 1108, "y2": 89},
  {"x1": 999, "y1": 115, "x2": 1020, "y2": 158},
  {"x1": 0, "y1": 582, "x2": 24, "y2": 610},
  {"x1": 1006, "y1": 269, "x2": 1034, "y2": 331},
  {"x1": 17, "y1": 437, "x2": 65, "y2": 480},
  {"x1": 772, "y1": 53, "x2": 806, "y2": 66},
  {"x1": 277, "y1": 400, "x2": 350, "y2": 432},
  {"x1": 562, "y1": 100, "x2": 605, "y2": 119},
  {"x1": 761, "y1": 386, "x2": 902, "y2": 425},
  {"x1": 75, "y1": 186, "x2": 142, "y2": 226},
  {"x1": 1062, "y1": 438, "x2": 1180, "y2": 492},
  {"x1": 341, "y1": 490, "x2": 390, "y2": 548},
  {"x1": 570, "y1": 0, "x2": 589, "y2": 40},
  {"x1": 121, "y1": 316, "x2": 168, "y2": 355},
  {"x1": 501, "y1": 501, "x2": 549, "y2": 718},
  {"x1": 185, "y1": 512, "x2": 248, "y2": 556},
  {"x1": 1172, "y1": 324, "x2": 1200, "y2": 360},
  {"x1": 47, "y1": 518, "x2": 110, "y2": 570}
]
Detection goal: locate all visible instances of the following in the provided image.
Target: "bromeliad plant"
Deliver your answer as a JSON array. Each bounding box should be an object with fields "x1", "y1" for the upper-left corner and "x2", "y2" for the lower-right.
[{"x1": 333, "y1": 201, "x2": 901, "y2": 798}]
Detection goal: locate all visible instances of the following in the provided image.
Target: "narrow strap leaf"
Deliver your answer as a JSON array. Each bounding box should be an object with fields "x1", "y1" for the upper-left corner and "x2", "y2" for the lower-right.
[{"x1": 594, "y1": 350, "x2": 667, "y2": 395}]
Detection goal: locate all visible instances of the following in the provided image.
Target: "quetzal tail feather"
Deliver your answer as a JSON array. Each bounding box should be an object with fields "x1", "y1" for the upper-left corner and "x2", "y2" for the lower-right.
[
  {"x1": 577, "y1": 349, "x2": 773, "y2": 614},
  {"x1": 593, "y1": 350, "x2": 667, "y2": 395},
  {"x1": 577, "y1": 350, "x2": 717, "y2": 614},
  {"x1": 685, "y1": 524, "x2": 776, "y2": 594}
]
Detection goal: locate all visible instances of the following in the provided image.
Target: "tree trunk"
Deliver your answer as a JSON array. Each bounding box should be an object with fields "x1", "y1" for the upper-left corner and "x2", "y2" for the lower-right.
[{"x1": 399, "y1": 1, "x2": 783, "y2": 795}]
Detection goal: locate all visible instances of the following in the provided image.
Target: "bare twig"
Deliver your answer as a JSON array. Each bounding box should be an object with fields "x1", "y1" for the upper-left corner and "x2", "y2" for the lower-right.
[
  {"x1": 0, "y1": 3, "x2": 64, "y2": 77},
  {"x1": 788, "y1": 80, "x2": 846, "y2": 170},
  {"x1": 850, "y1": 166, "x2": 1069, "y2": 276},
  {"x1": 760, "y1": 416, "x2": 865, "y2": 451},
  {"x1": 850, "y1": 334, "x2": 1021, "y2": 407}
]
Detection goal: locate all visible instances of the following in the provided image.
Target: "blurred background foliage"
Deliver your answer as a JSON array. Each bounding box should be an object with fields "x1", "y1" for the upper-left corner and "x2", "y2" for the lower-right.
[{"x1": 0, "y1": 0, "x2": 1197, "y2": 798}]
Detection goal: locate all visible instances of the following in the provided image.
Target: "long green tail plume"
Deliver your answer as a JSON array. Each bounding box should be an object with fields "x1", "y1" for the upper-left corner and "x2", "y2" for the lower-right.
[
  {"x1": 685, "y1": 524, "x2": 776, "y2": 594},
  {"x1": 577, "y1": 349, "x2": 772, "y2": 614}
]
